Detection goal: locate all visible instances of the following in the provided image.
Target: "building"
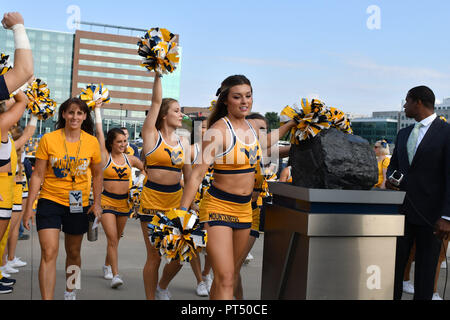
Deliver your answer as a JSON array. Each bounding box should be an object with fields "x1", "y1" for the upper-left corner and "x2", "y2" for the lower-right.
[
  {"x1": 0, "y1": 23, "x2": 182, "y2": 140},
  {"x1": 351, "y1": 118, "x2": 398, "y2": 145},
  {"x1": 398, "y1": 98, "x2": 450, "y2": 130},
  {"x1": 181, "y1": 106, "x2": 210, "y2": 118}
]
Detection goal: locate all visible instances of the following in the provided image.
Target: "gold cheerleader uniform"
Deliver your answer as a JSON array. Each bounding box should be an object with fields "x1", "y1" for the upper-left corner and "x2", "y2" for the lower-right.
[
  {"x1": 0, "y1": 136, "x2": 17, "y2": 220},
  {"x1": 199, "y1": 117, "x2": 261, "y2": 229},
  {"x1": 138, "y1": 131, "x2": 184, "y2": 221},
  {"x1": 101, "y1": 153, "x2": 133, "y2": 216}
]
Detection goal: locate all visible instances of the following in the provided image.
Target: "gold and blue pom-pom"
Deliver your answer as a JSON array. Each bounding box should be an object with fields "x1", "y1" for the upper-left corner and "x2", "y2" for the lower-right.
[
  {"x1": 208, "y1": 99, "x2": 217, "y2": 111},
  {"x1": 440, "y1": 115, "x2": 447, "y2": 122},
  {"x1": 326, "y1": 107, "x2": 353, "y2": 134},
  {"x1": 293, "y1": 98, "x2": 330, "y2": 143},
  {"x1": 137, "y1": 28, "x2": 179, "y2": 75},
  {"x1": 79, "y1": 83, "x2": 110, "y2": 111},
  {"x1": 0, "y1": 53, "x2": 11, "y2": 76},
  {"x1": 147, "y1": 209, "x2": 207, "y2": 263},
  {"x1": 24, "y1": 79, "x2": 56, "y2": 120}
]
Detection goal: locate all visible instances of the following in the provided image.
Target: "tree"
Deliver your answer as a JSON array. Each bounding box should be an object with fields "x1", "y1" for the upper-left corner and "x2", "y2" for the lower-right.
[{"x1": 265, "y1": 112, "x2": 280, "y2": 131}]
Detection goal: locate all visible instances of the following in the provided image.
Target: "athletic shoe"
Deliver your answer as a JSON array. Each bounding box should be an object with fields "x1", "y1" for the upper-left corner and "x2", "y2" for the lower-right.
[
  {"x1": 0, "y1": 270, "x2": 11, "y2": 278},
  {"x1": 64, "y1": 291, "x2": 76, "y2": 300},
  {"x1": 111, "y1": 275, "x2": 124, "y2": 289},
  {"x1": 18, "y1": 234, "x2": 30, "y2": 240},
  {"x1": 0, "y1": 265, "x2": 18, "y2": 274},
  {"x1": 403, "y1": 280, "x2": 414, "y2": 294},
  {"x1": 441, "y1": 261, "x2": 447, "y2": 269},
  {"x1": 0, "y1": 284, "x2": 13, "y2": 294},
  {"x1": 156, "y1": 286, "x2": 171, "y2": 300},
  {"x1": 102, "y1": 265, "x2": 113, "y2": 280},
  {"x1": 7, "y1": 257, "x2": 27, "y2": 268},
  {"x1": 433, "y1": 292, "x2": 443, "y2": 300},
  {"x1": 203, "y1": 274, "x2": 213, "y2": 292},
  {"x1": 196, "y1": 281, "x2": 209, "y2": 297},
  {"x1": 0, "y1": 278, "x2": 16, "y2": 286}
]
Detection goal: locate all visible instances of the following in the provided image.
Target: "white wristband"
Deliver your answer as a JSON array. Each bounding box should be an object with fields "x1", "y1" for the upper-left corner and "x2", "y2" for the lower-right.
[
  {"x1": 29, "y1": 115, "x2": 38, "y2": 126},
  {"x1": 11, "y1": 24, "x2": 31, "y2": 50},
  {"x1": 95, "y1": 108, "x2": 102, "y2": 123}
]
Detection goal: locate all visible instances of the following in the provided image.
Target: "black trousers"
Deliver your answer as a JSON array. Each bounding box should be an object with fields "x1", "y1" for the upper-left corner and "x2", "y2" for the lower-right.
[{"x1": 394, "y1": 219, "x2": 442, "y2": 300}]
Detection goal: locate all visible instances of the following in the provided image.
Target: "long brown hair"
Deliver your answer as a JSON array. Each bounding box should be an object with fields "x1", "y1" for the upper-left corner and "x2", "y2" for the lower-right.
[
  {"x1": 208, "y1": 75, "x2": 252, "y2": 129},
  {"x1": 155, "y1": 98, "x2": 178, "y2": 130},
  {"x1": 56, "y1": 97, "x2": 94, "y2": 135}
]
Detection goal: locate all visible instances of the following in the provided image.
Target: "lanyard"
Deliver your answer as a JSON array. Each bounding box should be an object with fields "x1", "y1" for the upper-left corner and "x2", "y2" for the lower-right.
[{"x1": 62, "y1": 130, "x2": 82, "y2": 190}]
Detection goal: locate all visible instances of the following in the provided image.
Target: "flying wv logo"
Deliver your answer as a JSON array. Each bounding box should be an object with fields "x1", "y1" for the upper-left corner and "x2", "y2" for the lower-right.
[
  {"x1": 165, "y1": 148, "x2": 183, "y2": 166},
  {"x1": 72, "y1": 192, "x2": 82, "y2": 202},
  {"x1": 112, "y1": 167, "x2": 128, "y2": 179},
  {"x1": 241, "y1": 146, "x2": 259, "y2": 165}
]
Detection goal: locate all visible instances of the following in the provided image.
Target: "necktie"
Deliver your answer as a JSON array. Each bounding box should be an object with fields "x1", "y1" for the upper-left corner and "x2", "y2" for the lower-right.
[{"x1": 406, "y1": 122, "x2": 423, "y2": 164}]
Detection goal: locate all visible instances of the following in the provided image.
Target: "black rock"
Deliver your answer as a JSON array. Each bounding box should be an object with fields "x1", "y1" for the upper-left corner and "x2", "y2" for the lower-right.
[{"x1": 289, "y1": 128, "x2": 378, "y2": 190}]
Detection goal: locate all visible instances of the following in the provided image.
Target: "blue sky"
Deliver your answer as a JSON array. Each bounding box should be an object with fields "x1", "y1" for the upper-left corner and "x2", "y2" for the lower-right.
[{"x1": 3, "y1": 0, "x2": 450, "y2": 115}]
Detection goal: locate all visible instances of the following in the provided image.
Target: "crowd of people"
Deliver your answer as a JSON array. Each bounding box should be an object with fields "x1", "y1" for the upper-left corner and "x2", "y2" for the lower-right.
[{"x1": 1, "y1": 11, "x2": 450, "y2": 301}]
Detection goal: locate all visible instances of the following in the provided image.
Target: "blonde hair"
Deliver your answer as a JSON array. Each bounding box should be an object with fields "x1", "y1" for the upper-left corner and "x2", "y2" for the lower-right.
[{"x1": 155, "y1": 98, "x2": 178, "y2": 130}]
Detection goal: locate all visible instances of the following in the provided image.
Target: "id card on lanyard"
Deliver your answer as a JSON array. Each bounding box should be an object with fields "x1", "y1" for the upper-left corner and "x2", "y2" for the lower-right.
[{"x1": 62, "y1": 131, "x2": 83, "y2": 214}]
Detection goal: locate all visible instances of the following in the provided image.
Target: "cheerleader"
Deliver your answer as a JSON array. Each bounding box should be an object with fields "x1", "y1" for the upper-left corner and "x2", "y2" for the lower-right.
[
  {"x1": 23, "y1": 97, "x2": 103, "y2": 300},
  {"x1": 94, "y1": 100, "x2": 144, "y2": 288},
  {"x1": 179, "y1": 75, "x2": 295, "y2": 299},
  {"x1": 139, "y1": 72, "x2": 192, "y2": 300},
  {"x1": 1, "y1": 115, "x2": 37, "y2": 275}
]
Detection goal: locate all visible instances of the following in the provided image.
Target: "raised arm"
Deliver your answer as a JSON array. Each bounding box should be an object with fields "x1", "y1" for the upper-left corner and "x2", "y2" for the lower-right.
[
  {"x1": 142, "y1": 73, "x2": 162, "y2": 153},
  {"x1": 2, "y1": 12, "x2": 33, "y2": 94},
  {"x1": 94, "y1": 99, "x2": 108, "y2": 167},
  {"x1": 14, "y1": 114, "x2": 37, "y2": 149}
]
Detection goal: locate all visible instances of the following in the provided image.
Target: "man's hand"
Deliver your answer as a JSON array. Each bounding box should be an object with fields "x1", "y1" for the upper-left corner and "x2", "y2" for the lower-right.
[
  {"x1": 2, "y1": 12, "x2": 24, "y2": 29},
  {"x1": 385, "y1": 179, "x2": 400, "y2": 191},
  {"x1": 434, "y1": 218, "x2": 450, "y2": 240}
]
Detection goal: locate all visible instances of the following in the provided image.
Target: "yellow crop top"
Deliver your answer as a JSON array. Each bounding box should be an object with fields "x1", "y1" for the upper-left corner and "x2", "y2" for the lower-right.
[
  {"x1": 103, "y1": 153, "x2": 132, "y2": 182},
  {"x1": 145, "y1": 131, "x2": 184, "y2": 173},
  {"x1": 214, "y1": 117, "x2": 261, "y2": 175}
]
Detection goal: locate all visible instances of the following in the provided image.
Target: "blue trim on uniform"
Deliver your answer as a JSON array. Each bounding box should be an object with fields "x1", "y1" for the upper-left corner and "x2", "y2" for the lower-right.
[
  {"x1": 146, "y1": 165, "x2": 182, "y2": 173},
  {"x1": 102, "y1": 209, "x2": 131, "y2": 217},
  {"x1": 137, "y1": 214, "x2": 154, "y2": 222},
  {"x1": 251, "y1": 201, "x2": 258, "y2": 210},
  {"x1": 207, "y1": 184, "x2": 252, "y2": 204},
  {"x1": 0, "y1": 75, "x2": 9, "y2": 100},
  {"x1": 144, "y1": 180, "x2": 182, "y2": 193},
  {"x1": 203, "y1": 221, "x2": 252, "y2": 229},
  {"x1": 214, "y1": 168, "x2": 256, "y2": 175},
  {"x1": 102, "y1": 190, "x2": 128, "y2": 200},
  {"x1": 250, "y1": 230, "x2": 260, "y2": 238}
]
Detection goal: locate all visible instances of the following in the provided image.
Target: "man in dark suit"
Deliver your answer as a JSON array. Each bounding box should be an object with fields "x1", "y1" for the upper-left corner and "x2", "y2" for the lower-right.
[{"x1": 387, "y1": 86, "x2": 450, "y2": 300}]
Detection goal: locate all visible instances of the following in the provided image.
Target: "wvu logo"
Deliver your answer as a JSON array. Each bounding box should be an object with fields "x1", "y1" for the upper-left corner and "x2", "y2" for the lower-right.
[
  {"x1": 164, "y1": 148, "x2": 183, "y2": 166},
  {"x1": 240, "y1": 146, "x2": 259, "y2": 165},
  {"x1": 112, "y1": 166, "x2": 128, "y2": 179},
  {"x1": 71, "y1": 192, "x2": 82, "y2": 202}
]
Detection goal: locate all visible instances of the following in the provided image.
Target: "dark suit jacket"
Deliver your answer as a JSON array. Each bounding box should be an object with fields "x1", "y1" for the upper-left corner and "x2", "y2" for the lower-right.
[{"x1": 387, "y1": 117, "x2": 450, "y2": 226}]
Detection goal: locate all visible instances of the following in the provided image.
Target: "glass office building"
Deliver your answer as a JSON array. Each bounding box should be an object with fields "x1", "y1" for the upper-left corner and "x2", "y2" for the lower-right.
[
  {"x1": 351, "y1": 118, "x2": 398, "y2": 145},
  {"x1": 0, "y1": 27, "x2": 74, "y2": 135},
  {"x1": 0, "y1": 25, "x2": 182, "y2": 141}
]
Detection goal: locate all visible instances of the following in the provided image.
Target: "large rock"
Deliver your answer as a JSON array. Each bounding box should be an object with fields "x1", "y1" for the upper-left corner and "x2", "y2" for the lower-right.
[{"x1": 289, "y1": 128, "x2": 378, "y2": 190}]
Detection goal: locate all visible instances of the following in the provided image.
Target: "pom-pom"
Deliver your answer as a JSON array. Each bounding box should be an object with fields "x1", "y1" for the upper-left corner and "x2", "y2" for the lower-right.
[
  {"x1": 147, "y1": 209, "x2": 207, "y2": 263},
  {"x1": 439, "y1": 115, "x2": 447, "y2": 122},
  {"x1": 24, "y1": 79, "x2": 56, "y2": 120},
  {"x1": 326, "y1": 107, "x2": 353, "y2": 134},
  {"x1": 137, "y1": 28, "x2": 179, "y2": 75},
  {"x1": 79, "y1": 83, "x2": 110, "y2": 111},
  {"x1": 0, "y1": 54, "x2": 11, "y2": 76}
]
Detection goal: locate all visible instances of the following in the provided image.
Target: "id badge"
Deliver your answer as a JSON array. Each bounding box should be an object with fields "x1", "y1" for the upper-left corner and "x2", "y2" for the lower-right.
[{"x1": 69, "y1": 190, "x2": 83, "y2": 214}]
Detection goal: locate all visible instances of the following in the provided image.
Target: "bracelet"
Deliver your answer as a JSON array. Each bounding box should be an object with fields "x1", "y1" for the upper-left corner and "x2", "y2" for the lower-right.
[
  {"x1": 94, "y1": 108, "x2": 102, "y2": 123},
  {"x1": 180, "y1": 207, "x2": 188, "y2": 212},
  {"x1": 12, "y1": 24, "x2": 31, "y2": 50}
]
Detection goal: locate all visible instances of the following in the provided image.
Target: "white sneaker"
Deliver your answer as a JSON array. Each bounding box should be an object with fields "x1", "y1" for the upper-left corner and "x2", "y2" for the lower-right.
[
  {"x1": 0, "y1": 269, "x2": 11, "y2": 278},
  {"x1": 441, "y1": 261, "x2": 447, "y2": 269},
  {"x1": 156, "y1": 286, "x2": 171, "y2": 300},
  {"x1": 7, "y1": 257, "x2": 27, "y2": 268},
  {"x1": 111, "y1": 275, "x2": 124, "y2": 289},
  {"x1": 1, "y1": 264, "x2": 18, "y2": 274},
  {"x1": 432, "y1": 292, "x2": 443, "y2": 300},
  {"x1": 244, "y1": 253, "x2": 254, "y2": 265},
  {"x1": 203, "y1": 274, "x2": 213, "y2": 292},
  {"x1": 196, "y1": 281, "x2": 209, "y2": 297},
  {"x1": 64, "y1": 290, "x2": 76, "y2": 300},
  {"x1": 403, "y1": 280, "x2": 415, "y2": 294},
  {"x1": 102, "y1": 265, "x2": 113, "y2": 280}
]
